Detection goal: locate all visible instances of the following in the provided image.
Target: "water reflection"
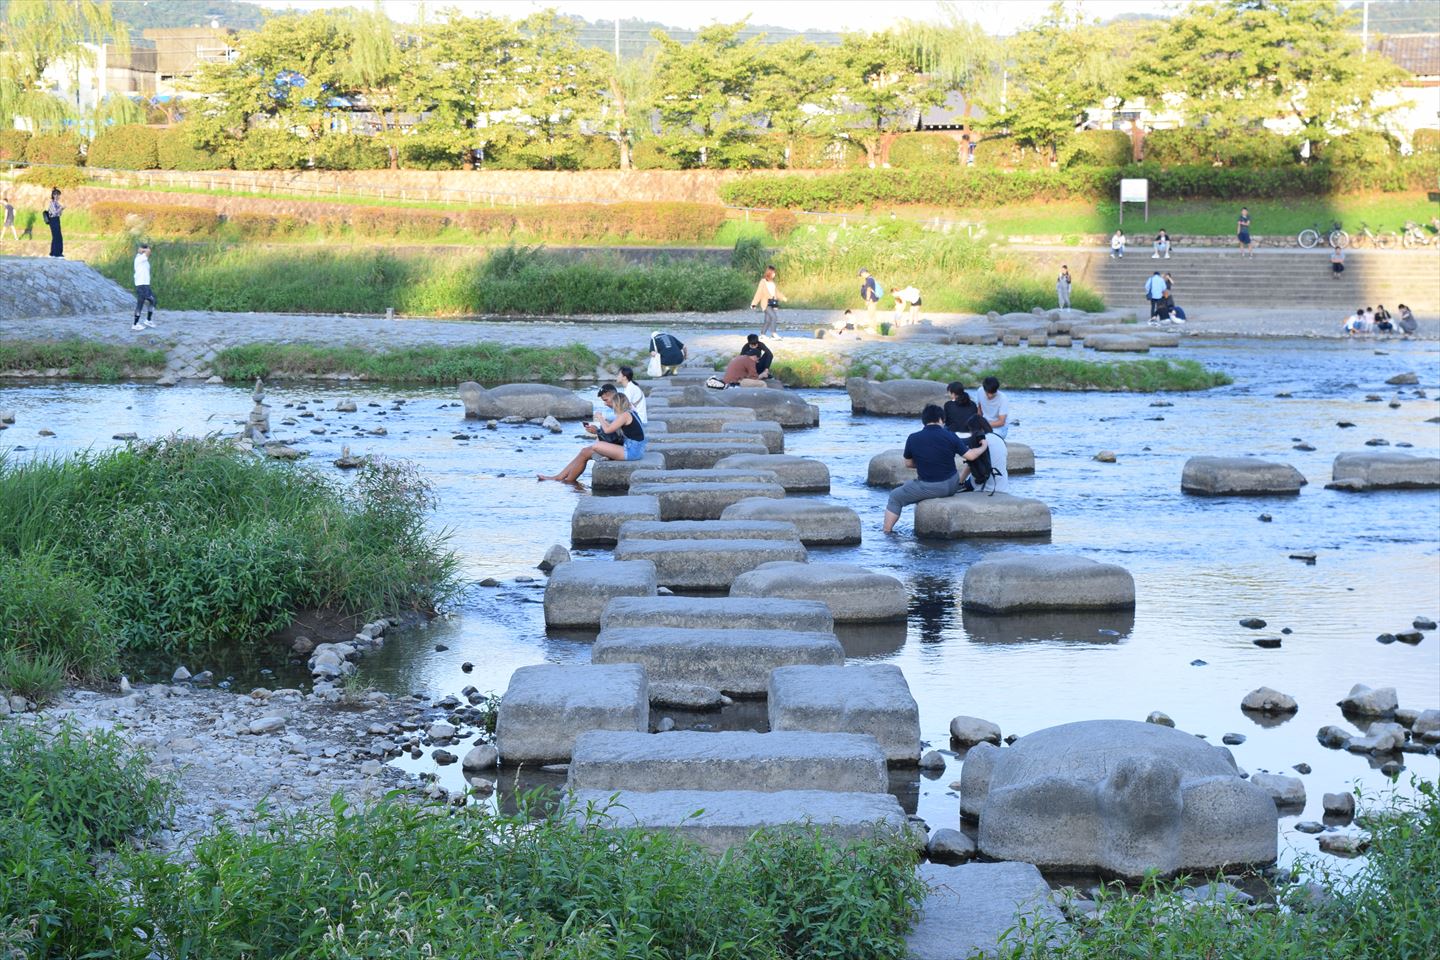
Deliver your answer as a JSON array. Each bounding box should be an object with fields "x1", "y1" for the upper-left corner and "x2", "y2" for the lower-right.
[
  {"x1": 960, "y1": 608, "x2": 1136, "y2": 646},
  {"x1": 835, "y1": 621, "x2": 909, "y2": 659},
  {"x1": 908, "y1": 574, "x2": 957, "y2": 645}
]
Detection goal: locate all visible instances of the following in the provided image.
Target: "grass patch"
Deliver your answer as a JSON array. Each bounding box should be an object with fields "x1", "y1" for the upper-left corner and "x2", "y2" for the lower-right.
[
  {"x1": 92, "y1": 241, "x2": 752, "y2": 316},
  {"x1": 213, "y1": 342, "x2": 601, "y2": 384},
  {"x1": 846, "y1": 353, "x2": 1231, "y2": 392},
  {"x1": 0, "y1": 338, "x2": 167, "y2": 381},
  {"x1": 0, "y1": 438, "x2": 457, "y2": 664}
]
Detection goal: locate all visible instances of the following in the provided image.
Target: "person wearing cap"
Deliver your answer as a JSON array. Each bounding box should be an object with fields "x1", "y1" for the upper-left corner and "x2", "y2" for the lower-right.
[
  {"x1": 859, "y1": 268, "x2": 880, "y2": 326},
  {"x1": 649, "y1": 330, "x2": 686, "y2": 375}
]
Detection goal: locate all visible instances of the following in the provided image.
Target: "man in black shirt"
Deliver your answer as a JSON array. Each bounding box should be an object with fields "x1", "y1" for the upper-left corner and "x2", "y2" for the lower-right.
[
  {"x1": 883, "y1": 404, "x2": 966, "y2": 534},
  {"x1": 739, "y1": 334, "x2": 774, "y2": 378},
  {"x1": 650, "y1": 331, "x2": 687, "y2": 375}
]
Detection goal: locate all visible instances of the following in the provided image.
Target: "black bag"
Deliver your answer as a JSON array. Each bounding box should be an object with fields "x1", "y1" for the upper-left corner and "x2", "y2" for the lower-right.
[
  {"x1": 969, "y1": 446, "x2": 994, "y2": 487},
  {"x1": 42, "y1": 209, "x2": 50, "y2": 224}
]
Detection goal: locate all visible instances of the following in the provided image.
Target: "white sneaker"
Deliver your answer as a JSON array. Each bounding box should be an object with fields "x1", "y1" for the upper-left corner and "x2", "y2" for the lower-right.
[
  {"x1": 131, "y1": 322, "x2": 144, "y2": 331},
  {"x1": 143, "y1": 319, "x2": 157, "y2": 328},
  {"x1": 1152, "y1": 253, "x2": 1160, "y2": 258}
]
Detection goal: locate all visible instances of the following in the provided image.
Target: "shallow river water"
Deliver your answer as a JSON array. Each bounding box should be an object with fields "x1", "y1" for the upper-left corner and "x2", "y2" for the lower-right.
[{"x1": 4, "y1": 334, "x2": 1438, "y2": 868}]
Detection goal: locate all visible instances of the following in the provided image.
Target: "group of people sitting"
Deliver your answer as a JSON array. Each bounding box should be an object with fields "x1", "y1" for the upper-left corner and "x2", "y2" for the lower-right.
[
  {"x1": 538, "y1": 367, "x2": 649, "y2": 484},
  {"x1": 1343, "y1": 304, "x2": 1418, "y2": 337},
  {"x1": 1110, "y1": 229, "x2": 1175, "y2": 260},
  {"x1": 708, "y1": 335, "x2": 775, "y2": 388},
  {"x1": 882, "y1": 378, "x2": 1011, "y2": 534}
]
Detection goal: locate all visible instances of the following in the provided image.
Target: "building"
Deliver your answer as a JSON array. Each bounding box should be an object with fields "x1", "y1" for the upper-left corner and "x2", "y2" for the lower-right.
[
  {"x1": 39, "y1": 42, "x2": 156, "y2": 117},
  {"x1": 1373, "y1": 33, "x2": 1440, "y2": 148},
  {"x1": 143, "y1": 27, "x2": 240, "y2": 99}
]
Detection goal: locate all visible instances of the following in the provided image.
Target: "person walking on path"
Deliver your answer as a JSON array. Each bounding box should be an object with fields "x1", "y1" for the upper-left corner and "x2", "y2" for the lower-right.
[
  {"x1": 1145, "y1": 270, "x2": 1167, "y2": 320},
  {"x1": 1237, "y1": 207, "x2": 1253, "y2": 258},
  {"x1": 858, "y1": 268, "x2": 881, "y2": 326},
  {"x1": 131, "y1": 243, "x2": 157, "y2": 331},
  {"x1": 1, "y1": 196, "x2": 16, "y2": 243},
  {"x1": 43, "y1": 188, "x2": 63, "y2": 257},
  {"x1": 751, "y1": 265, "x2": 785, "y2": 338},
  {"x1": 979, "y1": 376, "x2": 1010, "y2": 439},
  {"x1": 1056, "y1": 265, "x2": 1072, "y2": 311},
  {"x1": 883, "y1": 404, "x2": 967, "y2": 534}
]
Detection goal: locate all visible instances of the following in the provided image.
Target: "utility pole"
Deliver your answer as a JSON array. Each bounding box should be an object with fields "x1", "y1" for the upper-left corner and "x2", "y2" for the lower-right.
[
  {"x1": 1362, "y1": 0, "x2": 1369, "y2": 58},
  {"x1": 614, "y1": 18, "x2": 620, "y2": 63}
]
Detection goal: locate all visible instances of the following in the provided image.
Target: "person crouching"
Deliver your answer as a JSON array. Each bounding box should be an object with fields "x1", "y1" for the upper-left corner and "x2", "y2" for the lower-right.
[{"x1": 883, "y1": 404, "x2": 967, "y2": 534}]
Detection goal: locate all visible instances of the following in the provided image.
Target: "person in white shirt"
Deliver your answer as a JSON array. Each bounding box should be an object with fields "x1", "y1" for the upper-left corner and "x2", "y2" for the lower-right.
[
  {"x1": 1110, "y1": 229, "x2": 1126, "y2": 259},
  {"x1": 131, "y1": 243, "x2": 157, "y2": 331},
  {"x1": 892, "y1": 286, "x2": 922, "y2": 324},
  {"x1": 979, "y1": 376, "x2": 1010, "y2": 438},
  {"x1": 615, "y1": 365, "x2": 647, "y2": 423}
]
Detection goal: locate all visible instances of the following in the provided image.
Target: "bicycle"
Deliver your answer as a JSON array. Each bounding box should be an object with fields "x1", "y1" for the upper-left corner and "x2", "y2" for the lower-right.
[
  {"x1": 1401, "y1": 220, "x2": 1435, "y2": 249},
  {"x1": 1298, "y1": 221, "x2": 1348, "y2": 248},
  {"x1": 1357, "y1": 221, "x2": 1399, "y2": 249}
]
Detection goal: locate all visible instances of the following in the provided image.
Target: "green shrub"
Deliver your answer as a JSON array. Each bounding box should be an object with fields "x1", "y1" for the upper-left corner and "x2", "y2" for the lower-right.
[
  {"x1": 478, "y1": 247, "x2": 751, "y2": 314},
  {"x1": 1318, "y1": 130, "x2": 1400, "y2": 167},
  {"x1": 28, "y1": 132, "x2": 84, "y2": 166},
  {"x1": 974, "y1": 277, "x2": 1105, "y2": 315},
  {"x1": 1143, "y1": 127, "x2": 1214, "y2": 165},
  {"x1": 971, "y1": 136, "x2": 1049, "y2": 169},
  {"x1": 888, "y1": 132, "x2": 964, "y2": 167},
  {"x1": 1061, "y1": 130, "x2": 1132, "y2": 168},
  {"x1": 398, "y1": 130, "x2": 466, "y2": 170},
  {"x1": 348, "y1": 206, "x2": 451, "y2": 237},
  {"x1": 310, "y1": 132, "x2": 390, "y2": 170},
  {"x1": 226, "y1": 211, "x2": 306, "y2": 239},
  {"x1": 213, "y1": 342, "x2": 601, "y2": 384},
  {"x1": 0, "y1": 551, "x2": 117, "y2": 681},
  {"x1": 732, "y1": 234, "x2": 770, "y2": 275},
  {"x1": 786, "y1": 135, "x2": 866, "y2": 169},
  {"x1": 231, "y1": 128, "x2": 308, "y2": 170},
  {"x1": 0, "y1": 648, "x2": 66, "y2": 702},
  {"x1": 1213, "y1": 129, "x2": 1298, "y2": 167},
  {"x1": 765, "y1": 208, "x2": 799, "y2": 237},
  {"x1": 631, "y1": 139, "x2": 690, "y2": 170},
  {"x1": 1414, "y1": 128, "x2": 1440, "y2": 154},
  {"x1": 17, "y1": 164, "x2": 87, "y2": 189},
  {"x1": 157, "y1": 124, "x2": 229, "y2": 170},
  {"x1": 90, "y1": 200, "x2": 219, "y2": 237},
  {"x1": 576, "y1": 135, "x2": 621, "y2": 170},
  {"x1": 0, "y1": 128, "x2": 30, "y2": 162},
  {"x1": 87, "y1": 124, "x2": 160, "y2": 169},
  {"x1": 0, "y1": 337, "x2": 167, "y2": 380}
]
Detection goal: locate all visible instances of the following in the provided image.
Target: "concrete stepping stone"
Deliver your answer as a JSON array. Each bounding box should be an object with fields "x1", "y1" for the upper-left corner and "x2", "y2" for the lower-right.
[
  {"x1": 591, "y1": 453, "x2": 666, "y2": 492},
  {"x1": 1329, "y1": 451, "x2": 1440, "y2": 490},
  {"x1": 720, "y1": 420, "x2": 785, "y2": 453},
  {"x1": 495, "y1": 663, "x2": 648, "y2": 764},
  {"x1": 730, "y1": 561, "x2": 907, "y2": 622},
  {"x1": 648, "y1": 407, "x2": 757, "y2": 433},
  {"x1": 616, "y1": 519, "x2": 801, "y2": 543},
  {"x1": 612, "y1": 538, "x2": 808, "y2": 590},
  {"x1": 768, "y1": 664, "x2": 921, "y2": 764},
  {"x1": 645, "y1": 436, "x2": 770, "y2": 469},
  {"x1": 628, "y1": 481, "x2": 785, "y2": 520},
  {"x1": 543, "y1": 560, "x2": 657, "y2": 628},
  {"x1": 866, "y1": 444, "x2": 1034, "y2": 487},
  {"x1": 1084, "y1": 334, "x2": 1151, "y2": 353},
  {"x1": 567, "y1": 730, "x2": 887, "y2": 794},
  {"x1": 714, "y1": 454, "x2": 830, "y2": 493},
  {"x1": 906, "y1": 862, "x2": 1068, "y2": 960},
  {"x1": 913, "y1": 493, "x2": 1052, "y2": 539},
  {"x1": 627, "y1": 467, "x2": 781, "y2": 489},
  {"x1": 571, "y1": 494, "x2": 662, "y2": 546},
  {"x1": 566, "y1": 788, "x2": 912, "y2": 854},
  {"x1": 962, "y1": 554, "x2": 1135, "y2": 613},
  {"x1": 846, "y1": 378, "x2": 947, "y2": 415},
  {"x1": 1181, "y1": 456, "x2": 1306, "y2": 496},
  {"x1": 593, "y1": 626, "x2": 843, "y2": 695},
  {"x1": 720, "y1": 498, "x2": 860, "y2": 545},
  {"x1": 716, "y1": 387, "x2": 820, "y2": 427},
  {"x1": 600, "y1": 596, "x2": 833, "y2": 633}
]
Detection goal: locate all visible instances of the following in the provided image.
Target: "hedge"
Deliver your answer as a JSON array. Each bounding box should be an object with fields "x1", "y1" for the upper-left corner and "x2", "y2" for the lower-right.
[
  {"x1": 971, "y1": 137, "x2": 1049, "y2": 170},
  {"x1": 787, "y1": 135, "x2": 867, "y2": 170},
  {"x1": 28, "y1": 133, "x2": 84, "y2": 166},
  {"x1": 17, "y1": 166, "x2": 87, "y2": 190},
  {"x1": 631, "y1": 140, "x2": 690, "y2": 170},
  {"x1": 310, "y1": 133, "x2": 390, "y2": 171},
  {"x1": 157, "y1": 126, "x2": 229, "y2": 170},
  {"x1": 398, "y1": 132, "x2": 466, "y2": 170},
  {"x1": 888, "y1": 133, "x2": 963, "y2": 168},
  {"x1": 1061, "y1": 130, "x2": 1132, "y2": 168},
  {"x1": 89, "y1": 201, "x2": 219, "y2": 237},
  {"x1": 1414, "y1": 129, "x2": 1440, "y2": 154},
  {"x1": 87, "y1": 125, "x2": 160, "y2": 170},
  {"x1": 229, "y1": 128, "x2": 307, "y2": 170},
  {"x1": 1143, "y1": 128, "x2": 1298, "y2": 167},
  {"x1": 0, "y1": 129, "x2": 29, "y2": 163}
]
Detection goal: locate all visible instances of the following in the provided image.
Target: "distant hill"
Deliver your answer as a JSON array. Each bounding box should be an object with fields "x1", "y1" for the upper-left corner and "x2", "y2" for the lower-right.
[
  {"x1": 112, "y1": 0, "x2": 265, "y2": 35},
  {"x1": 1345, "y1": 0, "x2": 1440, "y2": 35}
]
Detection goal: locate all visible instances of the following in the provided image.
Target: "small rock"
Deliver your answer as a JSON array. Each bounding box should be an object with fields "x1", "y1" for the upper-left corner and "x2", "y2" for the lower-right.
[
  {"x1": 655, "y1": 717, "x2": 676, "y2": 733},
  {"x1": 1146, "y1": 711, "x2": 1175, "y2": 728},
  {"x1": 1385, "y1": 371, "x2": 1418, "y2": 385},
  {"x1": 1239, "y1": 618, "x2": 1267, "y2": 629},
  {"x1": 462, "y1": 744, "x2": 498, "y2": 771},
  {"x1": 1222, "y1": 733, "x2": 1246, "y2": 746},
  {"x1": 1316, "y1": 725, "x2": 1352, "y2": 749},
  {"x1": 926, "y1": 828, "x2": 977, "y2": 865},
  {"x1": 1181, "y1": 882, "x2": 1253, "y2": 905},
  {"x1": 336, "y1": 400, "x2": 357, "y2": 412},
  {"x1": 427, "y1": 722, "x2": 457, "y2": 742},
  {"x1": 1363, "y1": 438, "x2": 1389, "y2": 447},
  {"x1": 1241, "y1": 687, "x2": 1298, "y2": 714},
  {"x1": 1289, "y1": 551, "x2": 1317, "y2": 564},
  {"x1": 248, "y1": 716, "x2": 286, "y2": 735},
  {"x1": 485, "y1": 420, "x2": 498, "y2": 430},
  {"x1": 919, "y1": 750, "x2": 947, "y2": 771},
  {"x1": 1376, "y1": 633, "x2": 1397, "y2": 645},
  {"x1": 1414, "y1": 617, "x2": 1437, "y2": 631},
  {"x1": 1293, "y1": 443, "x2": 1316, "y2": 452},
  {"x1": 1336, "y1": 421, "x2": 1355, "y2": 428},
  {"x1": 1250, "y1": 772, "x2": 1306, "y2": 807},
  {"x1": 1252, "y1": 637, "x2": 1282, "y2": 649},
  {"x1": 1293, "y1": 762, "x2": 1311, "y2": 774},
  {"x1": 1190, "y1": 659, "x2": 1208, "y2": 666},
  {"x1": 291, "y1": 636, "x2": 315, "y2": 656},
  {"x1": 1258, "y1": 513, "x2": 1272, "y2": 522},
  {"x1": 172, "y1": 665, "x2": 192, "y2": 682},
  {"x1": 1413, "y1": 710, "x2": 1440, "y2": 737},
  {"x1": 1093, "y1": 450, "x2": 1117, "y2": 463},
  {"x1": 1318, "y1": 834, "x2": 1366, "y2": 857},
  {"x1": 649, "y1": 681, "x2": 727, "y2": 711},
  {"x1": 1395, "y1": 631, "x2": 1423, "y2": 645},
  {"x1": 948, "y1": 715, "x2": 1001, "y2": 746},
  {"x1": 38, "y1": 429, "x2": 54, "y2": 436},
  {"x1": 433, "y1": 749, "x2": 458, "y2": 765},
  {"x1": 538, "y1": 544, "x2": 571, "y2": 573},
  {"x1": 461, "y1": 662, "x2": 474, "y2": 673},
  {"x1": 1294, "y1": 821, "x2": 1324, "y2": 834},
  {"x1": 1338, "y1": 683, "x2": 1398, "y2": 717},
  {"x1": 1380, "y1": 760, "x2": 1403, "y2": 776},
  {"x1": 113, "y1": 432, "x2": 138, "y2": 441},
  {"x1": 541, "y1": 415, "x2": 562, "y2": 433}
]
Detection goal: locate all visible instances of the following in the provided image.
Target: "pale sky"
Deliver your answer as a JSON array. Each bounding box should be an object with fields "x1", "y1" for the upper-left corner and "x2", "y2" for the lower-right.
[{"x1": 257, "y1": 0, "x2": 1186, "y2": 36}]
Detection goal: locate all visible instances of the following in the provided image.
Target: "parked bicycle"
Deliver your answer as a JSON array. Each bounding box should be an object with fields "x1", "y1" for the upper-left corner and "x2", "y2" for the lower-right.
[
  {"x1": 1298, "y1": 220, "x2": 1348, "y2": 248},
  {"x1": 1356, "y1": 221, "x2": 1399, "y2": 249},
  {"x1": 1401, "y1": 220, "x2": 1436, "y2": 248}
]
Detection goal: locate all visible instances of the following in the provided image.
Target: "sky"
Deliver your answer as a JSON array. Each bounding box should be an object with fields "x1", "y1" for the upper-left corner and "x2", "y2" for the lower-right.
[{"x1": 256, "y1": 0, "x2": 1185, "y2": 35}]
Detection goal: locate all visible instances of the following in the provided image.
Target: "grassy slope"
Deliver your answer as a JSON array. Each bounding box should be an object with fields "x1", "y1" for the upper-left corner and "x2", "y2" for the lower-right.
[{"x1": 0, "y1": 339, "x2": 167, "y2": 380}]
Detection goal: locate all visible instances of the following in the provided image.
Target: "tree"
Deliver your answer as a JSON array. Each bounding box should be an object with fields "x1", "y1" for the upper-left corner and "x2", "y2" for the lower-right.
[
  {"x1": 422, "y1": 10, "x2": 525, "y2": 168},
  {"x1": 595, "y1": 49, "x2": 655, "y2": 171},
  {"x1": 893, "y1": 1, "x2": 1004, "y2": 125},
  {"x1": 341, "y1": 4, "x2": 409, "y2": 168},
  {"x1": 755, "y1": 38, "x2": 838, "y2": 167},
  {"x1": 650, "y1": 21, "x2": 766, "y2": 167},
  {"x1": 829, "y1": 33, "x2": 943, "y2": 167},
  {"x1": 1130, "y1": 0, "x2": 1407, "y2": 146},
  {"x1": 506, "y1": 11, "x2": 606, "y2": 169},
  {"x1": 0, "y1": 0, "x2": 130, "y2": 132}
]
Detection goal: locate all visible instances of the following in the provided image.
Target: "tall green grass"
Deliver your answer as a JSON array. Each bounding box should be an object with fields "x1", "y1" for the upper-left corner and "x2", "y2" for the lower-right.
[
  {"x1": 0, "y1": 438, "x2": 457, "y2": 665},
  {"x1": 0, "y1": 339, "x2": 167, "y2": 381},
  {"x1": 213, "y1": 341, "x2": 602, "y2": 384},
  {"x1": 832, "y1": 353, "x2": 1232, "y2": 391}
]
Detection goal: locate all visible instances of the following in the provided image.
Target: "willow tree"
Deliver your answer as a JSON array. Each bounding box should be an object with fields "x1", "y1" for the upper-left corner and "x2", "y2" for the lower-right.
[
  {"x1": 599, "y1": 49, "x2": 654, "y2": 170},
  {"x1": 0, "y1": 0, "x2": 130, "y2": 132},
  {"x1": 892, "y1": 2, "x2": 1003, "y2": 125},
  {"x1": 342, "y1": 4, "x2": 409, "y2": 168}
]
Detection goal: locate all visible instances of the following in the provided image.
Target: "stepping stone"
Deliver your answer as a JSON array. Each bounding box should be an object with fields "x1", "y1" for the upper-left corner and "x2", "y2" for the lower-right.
[
  {"x1": 1181, "y1": 457, "x2": 1306, "y2": 496},
  {"x1": 721, "y1": 420, "x2": 785, "y2": 453},
  {"x1": 591, "y1": 452, "x2": 666, "y2": 492},
  {"x1": 962, "y1": 554, "x2": 1136, "y2": 613},
  {"x1": 716, "y1": 387, "x2": 819, "y2": 427},
  {"x1": 616, "y1": 519, "x2": 801, "y2": 544},
  {"x1": 768, "y1": 664, "x2": 921, "y2": 763},
  {"x1": 913, "y1": 494, "x2": 1053, "y2": 539},
  {"x1": 566, "y1": 789, "x2": 912, "y2": 855},
  {"x1": 593, "y1": 627, "x2": 842, "y2": 695},
  {"x1": 571, "y1": 495, "x2": 661, "y2": 546},
  {"x1": 628, "y1": 481, "x2": 785, "y2": 520},
  {"x1": 906, "y1": 862, "x2": 1068, "y2": 960},
  {"x1": 866, "y1": 444, "x2": 1034, "y2": 487},
  {"x1": 459, "y1": 381, "x2": 591, "y2": 420},
  {"x1": 600, "y1": 596, "x2": 834, "y2": 633},
  {"x1": 543, "y1": 560, "x2": 657, "y2": 628},
  {"x1": 720, "y1": 498, "x2": 860, "y2": 545},
  {"x1": 846, "y1": 378, "x2": 947, "y2": 415},
  {"x1": 730, "y1": 561, "x2": 907, "y2": 622},
  {"x1": 567, "y1": 730, "x2": 887, "y2": 793},
  {"x1": 648, "y1": 408, "x2": 757, "y2": 433},
  {"x1": 714, "y1": 454, "x2": 830, "y2": 493},
  {"x1": 612, "y1": 538, "x2": 807, "y2": 590},
  {"x1": 645, "y1": 437, "x2": 770, "y2": 469},
  {"x1": 1329, "y1": 451, "x2": 1440, "y2": 490},
  {"x1": 1085, "y1": 334, "x2": 1150, "y2": 353},
  {"x1": 627, "y1": 467, "x2": 781, "y2": 490},
  {"x1": 495, "y1": 663, "x2": 648, "y2": 764}
]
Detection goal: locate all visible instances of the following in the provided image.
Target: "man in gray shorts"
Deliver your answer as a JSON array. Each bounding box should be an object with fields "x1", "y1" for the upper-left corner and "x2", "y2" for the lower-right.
[{"x1": 883, "y1": 403, "x2": 967, "y2": 534}]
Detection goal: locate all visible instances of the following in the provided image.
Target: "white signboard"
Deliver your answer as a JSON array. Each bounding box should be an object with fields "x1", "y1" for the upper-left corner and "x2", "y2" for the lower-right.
[{"x1": 1119, "y1": 178, "x2": 1149, "y2": 203}]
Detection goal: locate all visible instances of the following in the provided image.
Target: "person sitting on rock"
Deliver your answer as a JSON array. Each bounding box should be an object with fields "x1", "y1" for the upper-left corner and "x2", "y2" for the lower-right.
[
  {"x1": 721, "y1": 352, "x2": 762, "y2": 387},
  {"x1": 883, "y1": 404, "x2": 967, "y2": 534},
  {"x1": 1342, "y1": 307, "x2": 1367, "y2": 336},
  {"x1": 943, "y1": 382, "x2": 978, "y2": 435},
  {"x1": 740, "y1": 334, "x2": 774, "y2": 378},
  {"x1": 957, "y1": 414, "x2": 1008, "y2": 494},
  {"x1": 1397, "y1": 304, "x2": 1418, "y2": 337},
  {"x1": 538, "y1": 386, "x2": 645, "y2": 484}
]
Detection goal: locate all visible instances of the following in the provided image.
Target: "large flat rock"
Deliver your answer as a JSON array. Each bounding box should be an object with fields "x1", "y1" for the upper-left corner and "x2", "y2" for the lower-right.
[
  {"x1": 628, "y1": 481, "x2": 786, "y2": 520},
  {"x1": 627, "y1": 467, "x2": 781, "y2": 489},
  {"x1": 600, "y1": 596, "x2": 834, "y2": 633},
  {"x1": 645, "y1": 436, "x2": 771, "y2": 469},
  {"x1": 568, "y1": 789, "x2": 913, "y2": 854},
  {"x1": 963, "y1": 554, "x2": 1136, "y2": 613},
  {"x1": 717, "y1": 387, "x2": 820, "y2": 427},
  {"x1": 612, "y1": 538, "x2": 808, "y2": 589},
  {"x1": 907, "y1": 862, "x2": 1067, "y2": 960},
  {"x1": 714, "y1": 454, "x2": 831, "y2": 493},
  {"x1": 567, "y1": 730, "x2": 888, "y2": 794},
  {"x1": 721, "y1": 420, "x2": 786, "y2": 453},
  {"x1": 867, "y1": 444, "x2": 1035, "y2": 487},
  {"x1": 459, "y1": 382, "x2": 591, "y2": 420},
  {"x1": 847, "y1": 378, "x2": 948, "y2": 415},
  {"x1": 769, "y1": 664, "x2": 921, "y2": 764},
  {"x1": 1331, "y1": 451, "x2": 1440, "y2": 490},
  {"x1": 616, "y1": 519, "x2": 801, "y2": 543},
  {"x1": 591, "y1": 453, "x2": 667, "y2": 492},
  {"x1": 495, "y1": 663, "x2": 648, "y2": 764},
  {"x1": 730, "y1": 561, "x2": 907, "y2": 622},
  {"x1": 593, "y1": 626, "x2": 843, "y2": 695},
  {"x1": 543, "y1": 559, "x2": 657, "y2": 628},
  {"x1": 571, "y1": 495, "x2": 662, "y2": 546},
  {"x1": 1182, "y1": 457, "x2": 1306, "y2": 496},
  {"x1": 913, "y1": 494, "x2": 1053, "y2": 539},
  {"x1": 648, "y1": 407, "x2": 757, "y2": 433},
  {"x1": 720, "y1": 498, "x2": 860, "y2": 545}
]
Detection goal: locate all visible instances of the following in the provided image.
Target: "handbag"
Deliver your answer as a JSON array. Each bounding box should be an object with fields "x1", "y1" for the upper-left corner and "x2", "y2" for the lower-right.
[{"x1": 646, "y1": 352, "x2": 662, "y2": 377}]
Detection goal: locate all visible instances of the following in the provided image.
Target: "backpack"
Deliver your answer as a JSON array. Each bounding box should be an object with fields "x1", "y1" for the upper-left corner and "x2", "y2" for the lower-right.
[
  {"x1": 969, "y1": 445, "x2": 994, "y2": 487},
  {"x1": 705, "y1": 376, "x2": 728, "y2": 390},
  {"x1": 873, "y1": 281, "x2": 884, "y2": 299}
]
